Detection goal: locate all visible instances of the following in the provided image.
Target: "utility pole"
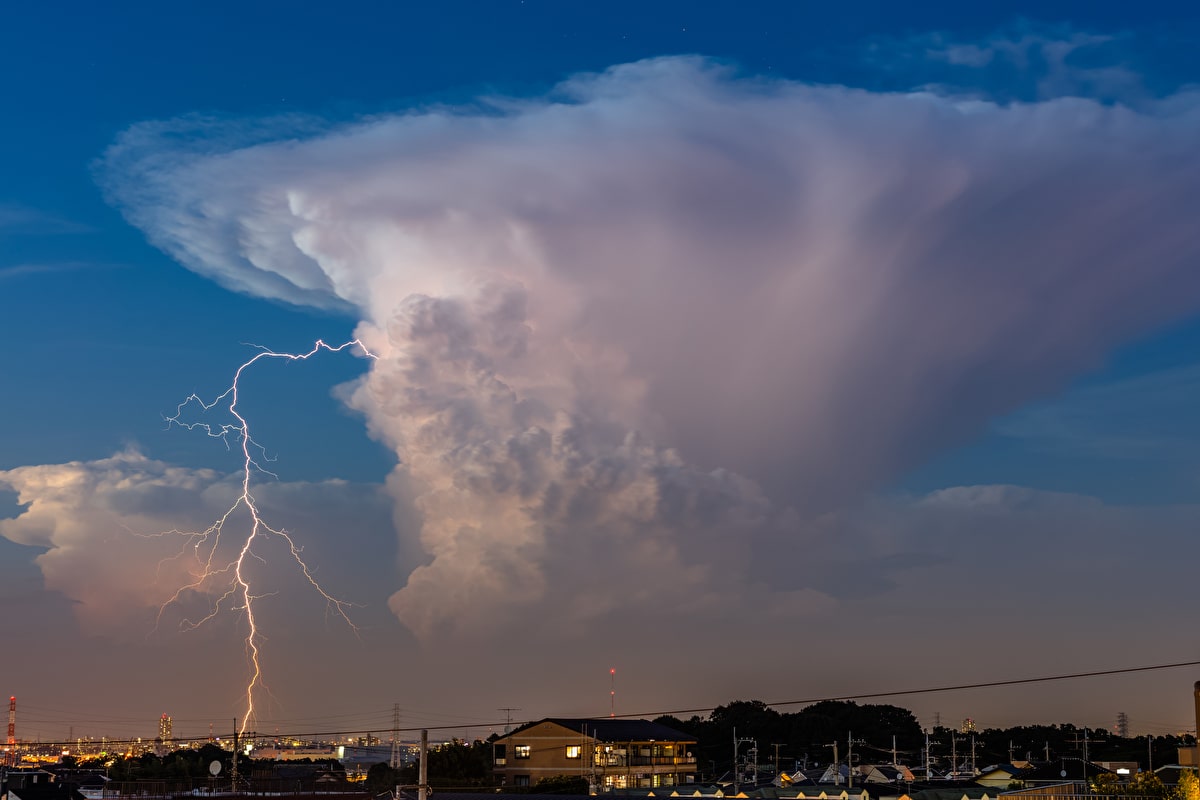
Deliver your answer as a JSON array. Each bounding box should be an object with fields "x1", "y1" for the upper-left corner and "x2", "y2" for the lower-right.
[
  {"x1": 924, "y1": 731, "x2": 944, "y2": 780},
  {"x1": 1083, "y1": 729, "x2": 1089, "y2": 794},
  {"x1": 970, "y1": 735, "x2": 977, "y2": 776},
  {"x1": 848, "y1": 733, "x2": 854, "y2": 789},
  {"x1": 733, "y1": 730, "x2": 756, "y2": 793},
  {"x1": 828, "y1": 742, "x2": 840, "y2": 786},
  {"x1": 733, "y1": 729, "x2": 738, "y2": 794},
  {"x1": 772, "y1": 743, "x2": 784, "y2": 776},
  {"x1": 847, "y1": 733, "x2": 864, "y2": 789},
  {"x1": 583, "y1": 723, "x2": 596, "y2": 792},
  {"x1": 418, "y1": 730, "x2": 428, "y2": 800}
]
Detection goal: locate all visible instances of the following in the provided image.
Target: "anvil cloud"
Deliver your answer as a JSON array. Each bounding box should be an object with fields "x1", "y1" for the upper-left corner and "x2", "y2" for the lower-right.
[{"x1": 94, "y1": 57, "x2": 1200, "y2": 637}]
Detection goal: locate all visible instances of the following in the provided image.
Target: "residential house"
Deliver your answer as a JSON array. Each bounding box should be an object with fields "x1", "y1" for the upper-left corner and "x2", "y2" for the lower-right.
[
  {"x1": 974, "y1": 765, "x2": 1027, "y2": 789},
  {"x1": 817, "y1": 765, "x2": 852, "y2": 786},
  {"x1": 492, "y1": 718, "x2": 697, "y2": 791},
  {"x1": 1154, "y1": 765, "x2": 1199, "y2": 788},
  {"x1": 858, "y1": 766, "x2": 913, "y2": 784},
  {"x1": 1014, "y1": 761, "x2": 1112, "y2": 788}
]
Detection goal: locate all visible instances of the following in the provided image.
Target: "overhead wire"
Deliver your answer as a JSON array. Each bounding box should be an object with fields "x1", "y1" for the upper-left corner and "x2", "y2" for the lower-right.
[
  {"x1": 9, "y1": 657, "x2": 1200, "y2": 751},
  {"x1": 622, "y1": 658, "x2": 1200, "y2": 720}
]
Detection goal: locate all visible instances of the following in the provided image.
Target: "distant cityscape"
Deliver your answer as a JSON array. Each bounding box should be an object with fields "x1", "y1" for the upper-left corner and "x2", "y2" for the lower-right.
[
  {"x1": 4, "y1": 712, "x2": 423, "y2": 770},
  {"x1": 3, "y1": 686, "x2": 1200, "y2": 800}
]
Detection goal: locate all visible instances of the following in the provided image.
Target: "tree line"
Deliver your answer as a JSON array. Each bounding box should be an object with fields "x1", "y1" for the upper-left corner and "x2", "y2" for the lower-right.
[{"x1": 67, "y1": 700, "x2": 1200, "y2": 793}]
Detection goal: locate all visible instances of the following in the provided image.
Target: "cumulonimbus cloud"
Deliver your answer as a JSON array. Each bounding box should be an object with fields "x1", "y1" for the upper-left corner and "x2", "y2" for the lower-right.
[{"x1": 96, "y1": 57, "x2": 1200, "y2": 637}]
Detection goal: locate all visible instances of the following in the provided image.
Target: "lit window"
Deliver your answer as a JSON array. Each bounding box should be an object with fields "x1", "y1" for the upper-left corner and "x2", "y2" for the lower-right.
[
  {"x1": 566, "y1": 745, "x2": 582, "y2": 759},
  {"x1": 515, "y1": 745, "x2": 531, "y2": 759}
]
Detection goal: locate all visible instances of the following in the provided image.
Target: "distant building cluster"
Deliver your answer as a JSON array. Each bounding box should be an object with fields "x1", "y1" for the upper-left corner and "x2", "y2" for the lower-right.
[
  {"x1": 156, "y1": 715, "x2": 172, "y2": 756},
  {"x1": 3, "y1": 684, "x2": 1200, "y2": 800}
]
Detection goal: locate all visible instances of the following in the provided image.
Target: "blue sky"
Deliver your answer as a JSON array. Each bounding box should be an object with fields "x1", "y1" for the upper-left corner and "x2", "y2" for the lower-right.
[
  {"x1": 5, "y1": 0, "x2": 1200, "y2": 495},
  {"x1": 3, "y1": 1, "x2": 1200, "y2": 743}
]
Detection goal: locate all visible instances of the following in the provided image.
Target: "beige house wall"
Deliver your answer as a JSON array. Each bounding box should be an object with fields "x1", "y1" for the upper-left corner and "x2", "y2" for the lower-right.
[{"x1": 498, "y1": 721, "x2": 594, "y2": 779}]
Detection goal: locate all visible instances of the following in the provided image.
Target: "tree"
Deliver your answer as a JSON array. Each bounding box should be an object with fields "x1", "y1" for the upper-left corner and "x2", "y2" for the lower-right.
[
  {"x1": 657, "y1": 698, "x2": 925, "y2": 777},
  {"x1": 1174, "y1": 769, "x2": 1200, "y2": 800},
  {"x1": 1092, "y1": 771, "x2": 1166, "y2": 798},
  {"x1": 365, "y1": 762, "x2": 400, "y2": 796},
  {"x1": 397, "y1": 739, "x2": 493, "y2": 789}
]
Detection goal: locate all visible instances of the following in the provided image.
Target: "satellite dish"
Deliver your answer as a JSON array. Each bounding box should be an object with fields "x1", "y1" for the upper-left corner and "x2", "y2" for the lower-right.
[
  {"x1": 210, "y1": 761, "x2": 222, "y2": 776},
  {"x1": 1060, "y1": 770, "x2": 1068, "y2": 778}
]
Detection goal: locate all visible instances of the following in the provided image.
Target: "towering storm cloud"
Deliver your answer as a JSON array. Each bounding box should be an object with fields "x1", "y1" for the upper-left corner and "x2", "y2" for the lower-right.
[{"x1": 98, "y1": 57, "x2": 1200, "y2": 636}]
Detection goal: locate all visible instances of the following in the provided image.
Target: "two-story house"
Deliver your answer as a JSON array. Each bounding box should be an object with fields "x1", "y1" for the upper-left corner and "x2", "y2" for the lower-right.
[{"x1": 492, "y1": 718, "x2": 697, "y2": 791}]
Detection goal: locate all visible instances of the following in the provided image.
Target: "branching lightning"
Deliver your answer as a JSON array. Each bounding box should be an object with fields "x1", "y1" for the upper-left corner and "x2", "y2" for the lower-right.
[{"x1": 155, "y1": 339, "x2": 376, "y2": 734}]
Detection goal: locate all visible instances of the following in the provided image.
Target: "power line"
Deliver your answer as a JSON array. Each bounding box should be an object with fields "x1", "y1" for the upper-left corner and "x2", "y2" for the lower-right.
[
  {"x1": 11, "y1": 657, "x2": 1200, "y2": 750},
  {"x1": 621, "y1": 658, "x2": 1200, "y2": 720}
]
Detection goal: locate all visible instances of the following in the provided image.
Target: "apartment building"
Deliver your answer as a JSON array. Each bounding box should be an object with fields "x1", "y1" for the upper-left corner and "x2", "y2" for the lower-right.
[{"x1": 492, "y1": 718, "x2": 697, "y2": 791}]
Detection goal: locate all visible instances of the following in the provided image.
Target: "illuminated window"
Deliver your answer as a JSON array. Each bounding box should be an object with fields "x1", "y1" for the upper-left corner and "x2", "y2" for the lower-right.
[
  {"x1": 566, "y1": 745, "x2": 582, "y2": 759},
  {"x1": 515, "y1": 745, "x2": 531, "y2": 759}
]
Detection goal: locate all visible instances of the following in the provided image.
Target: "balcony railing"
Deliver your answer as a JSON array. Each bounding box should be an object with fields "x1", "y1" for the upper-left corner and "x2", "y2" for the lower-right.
[{"x1": 593, "y1": 756, "x2": 697, "y2": 768}]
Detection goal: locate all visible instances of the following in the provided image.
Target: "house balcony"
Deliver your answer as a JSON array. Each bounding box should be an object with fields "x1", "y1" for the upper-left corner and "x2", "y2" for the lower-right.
[{"x1": 594, "y1": 755, "x2": 697, "y2": 770}]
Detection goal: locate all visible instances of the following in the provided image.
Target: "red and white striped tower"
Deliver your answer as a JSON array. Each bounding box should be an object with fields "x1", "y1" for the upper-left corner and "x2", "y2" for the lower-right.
[{"x1": 7, "y1": 696, "x2": 15, "y2": 744}]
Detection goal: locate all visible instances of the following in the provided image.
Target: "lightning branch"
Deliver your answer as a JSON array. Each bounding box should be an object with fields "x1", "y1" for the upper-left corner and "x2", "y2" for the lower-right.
[{"x1": 154, "y1": 339, "x2": 376, "y2": 734}]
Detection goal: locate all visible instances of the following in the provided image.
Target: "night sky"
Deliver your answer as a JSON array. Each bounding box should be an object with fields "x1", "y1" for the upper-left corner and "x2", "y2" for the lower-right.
[{"x1": 3, "y1": 0, "x2": 1200, "y2": 744}]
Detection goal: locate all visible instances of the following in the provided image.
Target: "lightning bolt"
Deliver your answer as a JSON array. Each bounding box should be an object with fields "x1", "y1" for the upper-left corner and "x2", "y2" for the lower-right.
[{"x1": 156, "y1": 338, "x2": 376, "y2": 734}]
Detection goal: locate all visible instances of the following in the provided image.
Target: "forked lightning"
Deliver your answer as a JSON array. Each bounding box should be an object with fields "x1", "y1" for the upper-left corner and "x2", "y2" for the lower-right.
[{"x1": 157, "y1": 339, "x2": 376, "y2": 733}]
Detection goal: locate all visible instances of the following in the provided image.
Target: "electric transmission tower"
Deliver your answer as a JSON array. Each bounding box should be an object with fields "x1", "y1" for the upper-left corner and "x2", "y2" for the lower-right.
[{"x1": 391, "y1": 704, "x2": 401, "y2": 769}]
